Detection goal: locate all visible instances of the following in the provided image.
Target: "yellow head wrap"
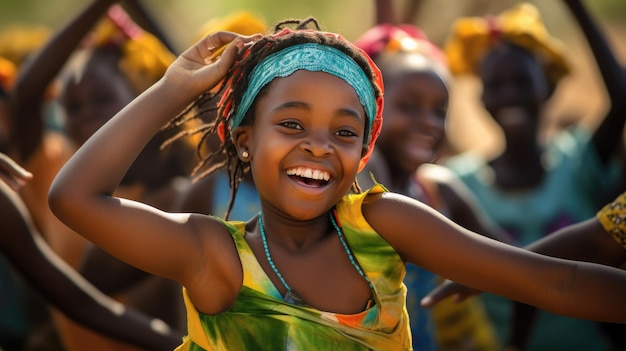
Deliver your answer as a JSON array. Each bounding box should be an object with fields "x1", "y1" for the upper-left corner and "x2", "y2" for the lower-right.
[
  {"x1": 85, "y1": 5, "x2": 175, "y2": 94},
  {"x1": 445, "y1": 3, "x2": 570, "y2": 87},
  {"x1": 0, "y1": 56, "x2": 16, "y2": 92},
  {"x1": 196, "y1": 11, "x2": 267, "y2": 41},
  {"x1": 0, "y1": 25, "x2": 51, "y2": 67}
]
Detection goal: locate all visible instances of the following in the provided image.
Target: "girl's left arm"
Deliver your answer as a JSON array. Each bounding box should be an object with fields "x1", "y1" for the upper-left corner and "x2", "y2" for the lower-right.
[
  {"x1": 48, "y1": 32, "x2": 254, "y2": 282},
  {"x1": 365, "y1": 192, "x2": 626, "y2": 323}
]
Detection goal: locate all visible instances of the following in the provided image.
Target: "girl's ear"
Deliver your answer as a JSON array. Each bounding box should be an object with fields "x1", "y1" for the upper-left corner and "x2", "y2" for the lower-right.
[{"x1": 233, "y1": 126, "x2": 253, "y2": 161}]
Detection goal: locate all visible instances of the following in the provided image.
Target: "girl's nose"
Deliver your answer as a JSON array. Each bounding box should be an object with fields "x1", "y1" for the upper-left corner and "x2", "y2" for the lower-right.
[{"x1": 300, "y1": 131, "x2": 334, "y2": 157}]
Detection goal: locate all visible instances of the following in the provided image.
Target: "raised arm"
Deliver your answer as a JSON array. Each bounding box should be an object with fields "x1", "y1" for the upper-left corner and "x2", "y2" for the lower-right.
[
  {"x1": 0, "y1": 168, "x2": 182, "y2": 350},
  {"x1": 564, "y1": 0, "x2": 626, "y2": 164},
  {"x1": 8, "y1": 0, "x2": 116, "y2": 162},
  {"x1": 121, "y1": 0, "x2": 178, "y2": 54},
  {"x1": 48, "y1": 32, "x2": 254, "y2": 284}
]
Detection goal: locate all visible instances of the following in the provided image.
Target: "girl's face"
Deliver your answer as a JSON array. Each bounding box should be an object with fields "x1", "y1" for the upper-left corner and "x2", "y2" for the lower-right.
[
  {"x1": 60, "y1": 54, "x2": 136, "y2": 146},
  {"x1": 480, "y1": 44, "x2": 549, "y2": 140},
  {"x1": 375, "y1": 70, "x2": 448, "y2": 175},
  {"x1": 241, "y1": 70, "x2": 367, "y2": 219}
]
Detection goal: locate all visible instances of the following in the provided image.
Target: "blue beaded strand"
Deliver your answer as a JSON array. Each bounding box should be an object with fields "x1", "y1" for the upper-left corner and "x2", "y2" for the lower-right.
[
  {"x1": 259, "y1": 214, "x2": 293, "y2": 293},
  {"x1": 258, "y1": 210, "x2": 374, "y2": 301},
  {"x1": 329, "y1": 209, "x2": 375, "y2": 290}
]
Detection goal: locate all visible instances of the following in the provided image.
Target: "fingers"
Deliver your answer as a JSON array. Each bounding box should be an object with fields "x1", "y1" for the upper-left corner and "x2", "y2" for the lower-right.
[
  {"x1": 0, "y1": 153, "x2": 32, "y2": 191},
  {"x1": 167, "y1": 31, "x2": 262, "y2": 96},
  {"x1": 185, "y1": 31, "x2": 261, "y2": 64},
  {"x1": 216, "y1": 35, "x2": 259, "y2": 67},
  {"x1": 420, "y1": 280, "x2": 479, "y2": 307}
]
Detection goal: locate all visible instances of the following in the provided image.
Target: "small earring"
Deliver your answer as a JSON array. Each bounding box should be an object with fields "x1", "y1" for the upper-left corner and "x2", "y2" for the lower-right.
[{"x1": 241, "y1": 151, "x2": 249, "y2": 159}]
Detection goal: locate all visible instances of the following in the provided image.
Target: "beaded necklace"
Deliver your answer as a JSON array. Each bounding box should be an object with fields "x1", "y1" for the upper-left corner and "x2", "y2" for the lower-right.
[{"x1": 258, "y1": 209, "x2": 374, "y2": 306}]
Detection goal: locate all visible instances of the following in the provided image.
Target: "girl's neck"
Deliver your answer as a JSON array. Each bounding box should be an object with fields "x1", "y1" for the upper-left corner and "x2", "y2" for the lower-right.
[
  {"x1": 490, "y1": 145, "x2": 546, "y2": 190},
  {"x1": 255, "y1": 208, "x2": 333, "y2": 252}
]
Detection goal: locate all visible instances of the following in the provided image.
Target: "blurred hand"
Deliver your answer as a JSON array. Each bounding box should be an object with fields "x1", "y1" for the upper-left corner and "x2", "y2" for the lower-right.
[
  {"x1": 420, "y1": 279, "x2": 481, "y2": 307},
  {"x1": 0, "y1": 152, "x2": 32, "y2": 191}
]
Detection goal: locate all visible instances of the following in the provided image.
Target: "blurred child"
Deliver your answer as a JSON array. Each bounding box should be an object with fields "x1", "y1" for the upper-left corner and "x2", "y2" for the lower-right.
[{"x1": 443, "y1": 1, "x2": 626, "y2": 349}]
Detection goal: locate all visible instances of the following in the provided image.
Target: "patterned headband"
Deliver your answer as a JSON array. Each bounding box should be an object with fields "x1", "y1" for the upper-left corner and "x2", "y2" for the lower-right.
[
  {"x1": 231, "y1": 43, "x2": 377, "y2": 143},
  {"x1": 218, "y1": 29, "x2": 384, "y2": 172}
]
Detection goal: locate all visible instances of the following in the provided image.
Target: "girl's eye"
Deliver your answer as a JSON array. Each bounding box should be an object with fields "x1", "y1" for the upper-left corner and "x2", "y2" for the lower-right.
[
  {"x1": 335, "y1": 129, "x2": 358, "y2": 137},
  {"x1": 279, "y1": 121, "x2": 303, "y2": 130}
]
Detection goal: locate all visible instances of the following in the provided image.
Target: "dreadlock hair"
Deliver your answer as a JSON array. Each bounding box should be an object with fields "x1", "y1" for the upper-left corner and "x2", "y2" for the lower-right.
[{"x1": 163, "y1": 17, "x2": 382, "y2": 219}]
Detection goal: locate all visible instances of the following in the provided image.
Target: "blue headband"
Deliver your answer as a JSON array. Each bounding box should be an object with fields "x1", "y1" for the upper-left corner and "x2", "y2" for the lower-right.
[{"x1": 231, "y1": 43, "x2": 377, "y2": 141}]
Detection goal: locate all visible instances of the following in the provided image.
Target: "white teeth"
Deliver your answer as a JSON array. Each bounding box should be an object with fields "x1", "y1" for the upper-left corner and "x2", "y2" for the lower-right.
[
  {"x1": 304, "y1": 168, "x2": 312, "y2": 179},
  {"x1": 286, "y1": 167, "x2": 330, "y2": 181}
]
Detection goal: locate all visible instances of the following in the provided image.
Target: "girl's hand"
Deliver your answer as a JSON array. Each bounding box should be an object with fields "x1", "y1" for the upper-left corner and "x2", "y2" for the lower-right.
[
  {"x1": 0, "y1": 152, "x2": 33, "y2": 191},
  {"x1": 164, "y1": 31, "x2": 262, "y2": 97},
  {"x1": 420, "y1": 279, "x2": 481, "y2": 307}
]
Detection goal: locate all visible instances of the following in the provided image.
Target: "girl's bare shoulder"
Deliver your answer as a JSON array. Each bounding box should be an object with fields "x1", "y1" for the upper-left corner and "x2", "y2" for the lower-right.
[
  {"x1": 361, "y1": 189, "x2": 454, "y2": 261},
  {"x1": 184, "y1": 213, "x2": 244, "y2": 314}
]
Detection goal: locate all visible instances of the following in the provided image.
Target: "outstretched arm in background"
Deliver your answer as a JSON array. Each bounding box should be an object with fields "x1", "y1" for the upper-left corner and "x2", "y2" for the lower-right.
[
  {"x1": 507, "y1": 1, "x2": 626, "y2": 348},
  {"x1": 49, "y1": 32, "x2": 260, "y2": 314},
  {"x1": 421, "y1": 215, "x2": 626, "y2": 304},
  {"x1": 564, "y1": 0, "x2": 626, "y2": 166},
  {"x1": 0, "y1": 153, "x2": 183, "y2": 350},
  {"x1": 121, "y1": 0, "x2": 177, "y2": 54},
  {"x1": 7, "y1": 0, "x2": 117, "y2": 162}
]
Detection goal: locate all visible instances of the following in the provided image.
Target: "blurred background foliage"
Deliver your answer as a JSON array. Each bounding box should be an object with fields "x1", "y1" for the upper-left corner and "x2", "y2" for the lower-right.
[{"x1": 0, "y1": 0, "x2": 624, "y2": 153}]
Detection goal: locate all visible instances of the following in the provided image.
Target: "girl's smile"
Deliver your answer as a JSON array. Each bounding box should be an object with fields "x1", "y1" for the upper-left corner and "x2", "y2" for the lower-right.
[{"x1": 241, "y1": 70, "x2": 367, "y2": 218}]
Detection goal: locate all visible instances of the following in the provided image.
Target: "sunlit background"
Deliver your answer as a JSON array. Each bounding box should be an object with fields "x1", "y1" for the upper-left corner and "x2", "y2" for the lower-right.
[{"x1": 1, "y1": 0, "x2": 625, "y2": 155}]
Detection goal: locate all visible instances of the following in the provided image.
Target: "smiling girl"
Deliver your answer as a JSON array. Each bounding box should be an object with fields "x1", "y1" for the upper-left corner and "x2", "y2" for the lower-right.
[{"x1": 49, "y1": 18, "x2": 626, "y2": 350}]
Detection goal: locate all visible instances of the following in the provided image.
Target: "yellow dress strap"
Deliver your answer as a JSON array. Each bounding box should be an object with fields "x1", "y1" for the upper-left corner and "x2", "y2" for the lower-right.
[{"x1": 596, "y1": 191, "x2": 626, "y2": 249}]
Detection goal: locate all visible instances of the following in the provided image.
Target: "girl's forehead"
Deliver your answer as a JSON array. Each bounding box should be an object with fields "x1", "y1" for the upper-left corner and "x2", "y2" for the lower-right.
[
  {"x1": 378, "y1": 53, "x2": 450, "y2": 89},
  {"x1": 259, "y1": 70, "x2": 365, "y2": 110}
]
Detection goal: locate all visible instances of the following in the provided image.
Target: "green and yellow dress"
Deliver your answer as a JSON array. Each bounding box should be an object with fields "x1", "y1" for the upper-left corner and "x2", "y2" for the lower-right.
[
  {"x1": 597, "y1": 190, "x2": 626, "y2": 249},
  {"x1": 175, "y1": 185, "x2": 412, "y2": 350}
]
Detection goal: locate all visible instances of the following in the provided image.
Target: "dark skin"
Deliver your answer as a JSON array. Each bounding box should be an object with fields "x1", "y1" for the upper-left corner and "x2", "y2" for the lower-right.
[
  {"x1": 479, "y1": 3, "x2": 625, "y2": 192},
  {"x1": 361, "y1": 1, "x2": 510, "y2": 241},
  {"x1": 48, "y1": 30, "x2": 626, "y2": 332},
  {"x1": 56, "y1": 2, "x2": 190, "y2": 321},
  {"x1": 5, "y1": 0, "x2": 112, "y2": 163},
  {"x1": 0, "y1": 152, "x2": 183, "y2": 350},
  {"x1": 2, "y1": 1, "x2": 188, "y2": 349},
  {"x1": 121, "y1": 0, "x2": 178, "y2": 54},
  {"x1": 361, "y1": 56, "x2": 506, "y2": 239},
  {"x1": 428, "y1": 1, "x2": 626, "y2": 349},
  {"x1": 422, "y1": 216, "x2": 626, "y2": 304},
  {"x1": 53, "y1": 4, "x2": 193, "y2": 350}
]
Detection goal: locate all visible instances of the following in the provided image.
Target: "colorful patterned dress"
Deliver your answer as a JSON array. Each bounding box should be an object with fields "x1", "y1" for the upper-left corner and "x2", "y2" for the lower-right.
[
  {"x1": 175, "y1": 184, "x2": 412, "y2": 350},
  {"x1": 597, "y1": 190, "x2": 626, "y2": 249}
]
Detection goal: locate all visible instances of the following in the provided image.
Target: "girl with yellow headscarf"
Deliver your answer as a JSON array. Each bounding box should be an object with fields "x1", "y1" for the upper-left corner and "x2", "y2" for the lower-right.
[{"x1": 443, "y1": 2, "x2": 626, "y2": 350}]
